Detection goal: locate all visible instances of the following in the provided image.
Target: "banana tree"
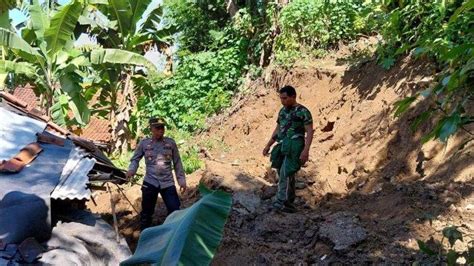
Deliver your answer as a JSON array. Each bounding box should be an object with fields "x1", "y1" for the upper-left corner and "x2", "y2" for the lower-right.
[
  {"x1": 0, "y1": 0, "x2": 92, "y2": 126},
  {"x1": 79, "y1": 0, "x2": 173, "y2": 154},
  {"x1": 0, "y1": 0, "x2": 21, "y2": 83}
]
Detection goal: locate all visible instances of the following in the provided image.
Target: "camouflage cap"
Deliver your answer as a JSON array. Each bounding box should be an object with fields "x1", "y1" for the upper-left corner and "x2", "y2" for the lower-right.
[{"x1": 149, "y1": 117, "x2": 166, "y2": 126}]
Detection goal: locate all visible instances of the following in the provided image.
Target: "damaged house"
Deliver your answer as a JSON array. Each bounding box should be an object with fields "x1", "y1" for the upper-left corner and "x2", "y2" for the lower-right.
[{"x1": 0, "y1": 92, "x2": 132, "y2": 264}]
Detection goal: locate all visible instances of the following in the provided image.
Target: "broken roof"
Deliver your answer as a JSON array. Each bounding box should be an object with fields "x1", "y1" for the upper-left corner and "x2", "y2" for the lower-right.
[
  {"x1": 50, "y1": 147, "x2": 96, "y2": 200},
  {"x1": 0, "y1": 92, "x2": 125, "y2": 177},
  {"x1": 0, "y1": 97, "x2": 126, "y2": 247}
]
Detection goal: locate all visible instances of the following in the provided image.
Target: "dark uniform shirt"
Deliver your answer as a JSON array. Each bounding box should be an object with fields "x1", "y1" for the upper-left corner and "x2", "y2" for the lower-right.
[
  {"x1": 276, "y1": 104, "x2": 313, "y2": 141},
  {"x1": 128, "y1": 137, "x2": 186, "y2": 188}
]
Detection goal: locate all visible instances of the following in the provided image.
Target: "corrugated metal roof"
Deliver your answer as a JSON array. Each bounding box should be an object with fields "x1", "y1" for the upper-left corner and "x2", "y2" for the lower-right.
[
  {"x1": 0, "y1": 107, "x2": 46, "y2": 161},
  {"x1": 51, "y1": 147, "x2": 96, "y2": 200}
]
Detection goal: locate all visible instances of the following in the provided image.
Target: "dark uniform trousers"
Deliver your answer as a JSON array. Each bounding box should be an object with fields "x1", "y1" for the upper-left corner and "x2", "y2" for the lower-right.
[{"x1": 140, "y1": 182, "x2": 181, "y2": 230}]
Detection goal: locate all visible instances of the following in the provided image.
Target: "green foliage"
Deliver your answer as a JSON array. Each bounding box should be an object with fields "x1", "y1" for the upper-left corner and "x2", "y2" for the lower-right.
[
  {"x1": 275, "y1": 0, "x2": 379, "y2": 65},
  {"x1": 380, "y1": 0, "x2": 474, "y2": 143},
  {"x1": 394, "y1": 96, "x2": 417, "y2": 117},
  {"x1": 164, "y1": 0, "x2": 229, "y2": 52},
  {"x1": 138, "y1": 0, "x2": 269, "y2": 135},
  {"x1": 111, "y1": 151, "x2": 146, "y2": 182},
  {"x1": 230, "y1": 3, "x2": 275, "y2": 66},
  {"x1": 180, "y1": 146, "x2": 203, "y2": 174},
  {"x1": 80, "y1": 0, "x2": 170, "y2": 153},
  {"x1": 45, "y1": 0, "x2": 82, "y2": 55},
  {"x1": 418, "y1": 225, "x2": 473, "y2": 265},
  {"x1": 139, "y1": 43, "x2": 246, "y2": 132},
  {"x1": 443, "y1": 226, "x2": 463, "y2": 247},
  {"x1": 1, "y1": 0, "x2": 92, "y2": 126},
  {"x1": 90, "y1": 48, "x2": 156, "y2": 71}
]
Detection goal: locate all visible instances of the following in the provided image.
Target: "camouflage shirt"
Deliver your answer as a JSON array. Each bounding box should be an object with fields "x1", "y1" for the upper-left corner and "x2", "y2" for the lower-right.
[
  {"x1": 276, "y1": 104, "x2": 313, "y2": 141},
  {"x1": 128, "y1": 137, "x2": 186, "y2": 189}
]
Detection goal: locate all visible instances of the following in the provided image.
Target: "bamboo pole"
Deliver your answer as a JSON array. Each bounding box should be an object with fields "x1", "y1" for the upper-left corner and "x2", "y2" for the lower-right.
[{"x1": 107, "y1": 183, "x2": 120, "y2": 243}]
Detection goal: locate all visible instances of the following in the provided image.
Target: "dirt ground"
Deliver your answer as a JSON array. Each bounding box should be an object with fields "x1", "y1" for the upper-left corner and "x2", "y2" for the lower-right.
[{"x1": 88, "y1": 37, "x2": 473, "y2": 264}]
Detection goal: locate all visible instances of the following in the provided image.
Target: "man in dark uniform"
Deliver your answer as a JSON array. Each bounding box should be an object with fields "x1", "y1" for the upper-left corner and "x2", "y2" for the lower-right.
[
  {"x1": 263, "y1": 86, "x2": 314, "y2": 213},
  {"x1": 126, "y1": 118, "x2": 187, "y2": 230}
]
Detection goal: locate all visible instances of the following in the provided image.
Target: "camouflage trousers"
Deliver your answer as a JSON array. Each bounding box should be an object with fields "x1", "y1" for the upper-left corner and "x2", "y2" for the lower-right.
[{"x1": 270, "y1": 137, "x2": 304, "y2": 207}]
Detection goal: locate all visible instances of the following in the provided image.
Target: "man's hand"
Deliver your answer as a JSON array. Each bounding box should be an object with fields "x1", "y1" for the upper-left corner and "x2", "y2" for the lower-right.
[
  {"x1": 179, "y1": 183, "x2": 187, "y2": 193},
  {"x1": 178, "y1": 180, "x2": 187, "y2": 193},
  {"x1": 299, "y1": 150, "x2": 309, "y2": 165},
  {"x1": 126, "y1": 170, "x2": 135, "y2": 179},
  {"x1": 262, "y1": 145, "x2": 271, "y2": 156}
]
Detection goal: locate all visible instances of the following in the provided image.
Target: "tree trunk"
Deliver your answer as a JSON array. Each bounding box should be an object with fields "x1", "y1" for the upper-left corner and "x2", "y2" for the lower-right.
[
  {"x1": 163, "y1": 45, "x2": 173, "y2": 75},
  {"x1": 111, "y1": 71, "x2": 136, "y2": 155},
  {"x1": 226, "y1": 0, "x2": 239, "y2": 17},
  {"x1": 259, "y1": 0, "x2": 282, "y2": 67}
]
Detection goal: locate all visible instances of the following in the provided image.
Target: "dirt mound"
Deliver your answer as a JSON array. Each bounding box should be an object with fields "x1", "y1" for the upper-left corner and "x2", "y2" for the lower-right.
[
  {"x1": 196, "y1": 49, "x2": 473, "y2": 263},
  {"x1": 88, "y1": 38, "x2": 473, "y2": 264}
]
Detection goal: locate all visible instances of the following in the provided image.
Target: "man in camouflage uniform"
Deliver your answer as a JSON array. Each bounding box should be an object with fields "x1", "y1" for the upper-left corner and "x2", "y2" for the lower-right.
[
  {"x1": 127, "y1": 118, "x2": 187, "y2": 230},
  {"x1": 263, "y1": 86, "x2": 314, "y2": 213}
]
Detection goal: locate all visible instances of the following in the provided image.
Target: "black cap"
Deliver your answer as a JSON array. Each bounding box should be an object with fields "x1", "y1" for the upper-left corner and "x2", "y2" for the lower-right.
[{"x1": 149, "y1": 117, "x2": 166, "y2": 126}]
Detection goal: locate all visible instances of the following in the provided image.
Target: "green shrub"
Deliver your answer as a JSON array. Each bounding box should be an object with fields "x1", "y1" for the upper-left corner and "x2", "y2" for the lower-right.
[
  {"x1": 275, "y1": 0, "x2": 378, "y2": 65},
  {"x1": 164, "y1": 0, "x2": 229, "y2": 52},
  {"x1": 139, "y1": 42, "x2": 246, "y2": 132},
  {"x1": 383, "y1": 0, "x2": 474, "y2": 143},
  {"x1": 417, "y1": 225, "x2": 474, "y2": 265}
]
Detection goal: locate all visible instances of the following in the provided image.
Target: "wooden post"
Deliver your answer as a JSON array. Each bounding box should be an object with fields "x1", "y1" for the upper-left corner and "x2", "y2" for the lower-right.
[{"x1": 107, "y1": 183, "x2": 120, "y2": 243}]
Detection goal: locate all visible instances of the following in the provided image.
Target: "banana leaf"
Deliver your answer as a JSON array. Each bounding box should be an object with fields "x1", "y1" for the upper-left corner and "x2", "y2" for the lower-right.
[
  {"x1": 0, "y1": 60, "x2": 36, "y2": 78},
  {"x1": 90, "y1": 48, "x2": 157, "y2": 71},
  {"x1": 0, "y1": 28, "x2": 41, "y2": 58},
  {"x1": 29, "y1": 0, "x2": 49, "y2": 40},
  {"x1": 135, "y1": 1, "x2": 163, "y2": 34},
  {"x1": 45, "y1": 0, "x2": 83, "y2": 55},
  {"x1": 0, "y1": 10, "x2": 9, "y2": 29},
  {"x1": 130, "y1": 0, "x2": 152, "y2": 34},
  {"x1": 59, "y1": 71, "x2": 90, "y2": 125},
  {"x1": 108, "y1": 0, "x2": 132, "y2": 38},
  {"x1": 120, "y1": 184, "x2": 232, "y2": 266}
]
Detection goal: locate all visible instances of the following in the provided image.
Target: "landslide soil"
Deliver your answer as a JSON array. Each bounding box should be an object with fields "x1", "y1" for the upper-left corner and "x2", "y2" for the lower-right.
[{"x1": 89, "y1": 38, "x2": 473, "y2": 264}]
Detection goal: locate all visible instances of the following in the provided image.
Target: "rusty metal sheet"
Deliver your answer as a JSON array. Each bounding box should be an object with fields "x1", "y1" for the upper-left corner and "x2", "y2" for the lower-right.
[
  {"x1": 0, "y1": 159, "x2": 24, "y2": 173},
  {"x1": 36, "y1": 132, "x2": 65, "y2": 147},
  {"x1": 0, "y1": 143, "x2": 43, "y2": 173},
  {"x1": 15, "y1": 143, "x2": 43, "y2": 162}
]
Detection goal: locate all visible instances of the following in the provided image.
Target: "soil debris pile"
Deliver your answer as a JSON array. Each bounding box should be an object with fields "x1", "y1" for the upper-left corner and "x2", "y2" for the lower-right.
[{"x1": 89, "y1": 41, "x2": 473, "y2": 263}]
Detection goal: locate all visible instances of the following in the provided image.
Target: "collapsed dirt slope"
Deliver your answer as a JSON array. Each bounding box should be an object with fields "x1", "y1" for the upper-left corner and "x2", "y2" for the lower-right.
[
  {"x1": 195, "y1": 46, "x2": 473, "y2": 264},
  {"x1": 89, "y1": 38, "x2": 473, "y2": 264}
]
